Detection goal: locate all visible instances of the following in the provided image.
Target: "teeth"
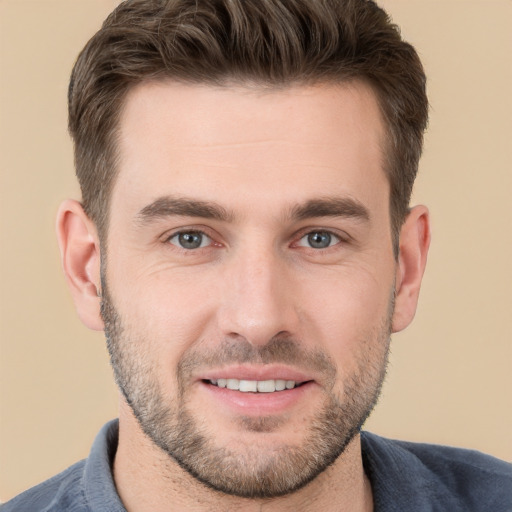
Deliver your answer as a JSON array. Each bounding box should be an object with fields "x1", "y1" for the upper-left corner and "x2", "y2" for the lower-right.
[
  {"x1": 239, "y1": 380, "x2": 258, "y2": 392},
  {"x1": 275, "y1": 380, "x2": 286, "y2": 391},
  {"x1": 257, "y1": 380, "x2": 275, "y2": 393},
  {"x1": 209, "y1": 378, "x2": 299, "y2": 393},
  {"x1": 227, "y1": 379, "x2": 239, "y2": 390}
]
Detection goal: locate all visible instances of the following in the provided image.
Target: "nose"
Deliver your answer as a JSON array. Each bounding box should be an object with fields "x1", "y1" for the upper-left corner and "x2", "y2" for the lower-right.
[{"x1": 217, "y1": 246, "x2": 299, "y2": 346}]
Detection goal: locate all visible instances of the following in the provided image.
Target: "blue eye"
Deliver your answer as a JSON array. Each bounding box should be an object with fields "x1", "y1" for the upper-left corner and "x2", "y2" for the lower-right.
[
  {"x1": 169, "y1": 231, "x2": 211, "y2": 249},
  {"x1": 298, "y1": 231, "x2": 340, "y2": 249}
]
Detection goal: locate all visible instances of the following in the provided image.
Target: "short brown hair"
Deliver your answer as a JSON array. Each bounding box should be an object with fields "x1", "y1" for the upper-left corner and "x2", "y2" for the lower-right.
[{"x1": 68, "y1": 0, "x2": 428, "y2": 246}]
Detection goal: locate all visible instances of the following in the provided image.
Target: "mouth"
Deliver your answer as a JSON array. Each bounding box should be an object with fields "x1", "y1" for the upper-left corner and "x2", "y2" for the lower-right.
[
  {"x1": 199, "y1": 372, "x2": 317, "y2": 416},
  {"x1": 204, "y1": 378, "x2": 306, "y2": 393}
]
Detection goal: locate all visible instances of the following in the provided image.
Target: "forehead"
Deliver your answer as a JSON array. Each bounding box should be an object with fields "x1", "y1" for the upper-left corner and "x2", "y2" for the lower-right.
[{"x1": 112, "y1": 80, "x2": 388, "y2": 218}]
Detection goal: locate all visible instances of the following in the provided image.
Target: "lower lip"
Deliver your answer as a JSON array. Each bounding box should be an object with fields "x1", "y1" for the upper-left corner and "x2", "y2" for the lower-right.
[{"x1": 199, "y1": 381, "x2": 316, "y2": 415}]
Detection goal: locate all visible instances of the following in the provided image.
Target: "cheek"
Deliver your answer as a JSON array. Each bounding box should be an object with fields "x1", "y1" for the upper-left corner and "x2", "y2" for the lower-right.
[
  {"x1": 110, "y1": 267, "x2": 218, "y2": 367},
  {"x1": 298, "y1": 265, "x2": 393, "y2": 366}
]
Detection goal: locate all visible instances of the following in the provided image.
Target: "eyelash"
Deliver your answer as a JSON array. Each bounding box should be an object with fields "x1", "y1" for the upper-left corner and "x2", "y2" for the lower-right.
[
  {"x1": 165, "y1": 229, "x2": 217, "y2": 251},
  {"x1": 294, "y1": 231, "x2": 341, "y2": 249},
  {"x1": 163, "y1": 227, "x2": 349, "y2": 252}
]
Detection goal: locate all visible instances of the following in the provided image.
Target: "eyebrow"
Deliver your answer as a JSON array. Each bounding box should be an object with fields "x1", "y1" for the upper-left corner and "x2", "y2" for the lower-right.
[
  {"x1": 136, "y1": 196, "x2": 234, "y2": 224},
  {"x1": 136, "y1": 195, "x2": 370, "y2": 225},
  {"x1": 288, "y1": 197, "x2": 370, "y2": 223}
]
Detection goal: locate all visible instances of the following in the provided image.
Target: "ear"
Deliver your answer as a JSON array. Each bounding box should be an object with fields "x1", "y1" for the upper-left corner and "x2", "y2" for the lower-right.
[
  {"x1": 392, "y1": 205, "x2": 431, "y2": 333},
  {"x1": 56, "y1": 199, "x2": 104, "y2": 331}
]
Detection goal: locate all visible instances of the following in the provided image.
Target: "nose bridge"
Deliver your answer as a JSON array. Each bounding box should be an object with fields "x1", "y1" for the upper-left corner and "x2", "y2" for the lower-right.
[{"x1": 219, "y1": 242, "x2": 296, "y2": 345}]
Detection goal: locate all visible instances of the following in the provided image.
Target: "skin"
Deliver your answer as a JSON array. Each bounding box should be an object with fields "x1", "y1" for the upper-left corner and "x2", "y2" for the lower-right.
[{"x1": 57, "y1": 81, "x2": 430, "y2": 511}]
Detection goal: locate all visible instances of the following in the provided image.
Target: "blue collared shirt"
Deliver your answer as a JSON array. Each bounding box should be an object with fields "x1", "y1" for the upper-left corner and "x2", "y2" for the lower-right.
[{"x1": 2, "y1": 420, "x2": 511, "y2": 511}]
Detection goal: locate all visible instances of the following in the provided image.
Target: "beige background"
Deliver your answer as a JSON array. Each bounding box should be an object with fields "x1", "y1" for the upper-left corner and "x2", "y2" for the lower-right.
[{"x1": 1, "y1": 0, "x2": 511, "y2": 502}]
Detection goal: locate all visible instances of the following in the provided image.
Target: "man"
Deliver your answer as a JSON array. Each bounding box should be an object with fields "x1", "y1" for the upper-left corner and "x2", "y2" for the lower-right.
[{"x1": 2, "y1": 0, "x2": 510, "y2": 510}]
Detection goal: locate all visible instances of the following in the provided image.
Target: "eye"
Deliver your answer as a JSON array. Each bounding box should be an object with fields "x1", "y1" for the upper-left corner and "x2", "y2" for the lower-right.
[
  {"x1": 168, "y1": 231, "x2": 212, "y2": 250},
  {"x1": 297, "y1": 231, "x2": 341, "y2": 249}
]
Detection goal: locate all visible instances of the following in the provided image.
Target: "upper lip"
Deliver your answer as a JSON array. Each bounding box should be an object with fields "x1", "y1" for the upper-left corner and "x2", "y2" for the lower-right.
[{"x1": 198, "y1": 364, "x2": 315, "y2": 383}]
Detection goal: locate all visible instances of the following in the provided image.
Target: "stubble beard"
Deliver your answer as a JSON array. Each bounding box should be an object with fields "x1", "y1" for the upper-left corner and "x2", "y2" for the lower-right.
[{"x1": 101, "y1": 276, "x2": 391, "y2": 499}]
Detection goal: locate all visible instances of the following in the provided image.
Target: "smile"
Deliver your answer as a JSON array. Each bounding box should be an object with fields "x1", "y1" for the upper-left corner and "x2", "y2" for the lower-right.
[{"x1": 207, "y1": 378, "x2": 302, "y2": 393}]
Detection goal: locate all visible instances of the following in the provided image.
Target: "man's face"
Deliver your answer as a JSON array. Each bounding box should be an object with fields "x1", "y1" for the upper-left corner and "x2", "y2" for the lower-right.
[{"x1": 102, "y1": 81, "x2": 397, "y2": 498}]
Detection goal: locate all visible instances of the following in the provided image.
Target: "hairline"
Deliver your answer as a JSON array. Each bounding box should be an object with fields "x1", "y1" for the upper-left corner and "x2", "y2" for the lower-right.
[{"x1": 94, "y1": 76, "x2": 400, "y2": 256}]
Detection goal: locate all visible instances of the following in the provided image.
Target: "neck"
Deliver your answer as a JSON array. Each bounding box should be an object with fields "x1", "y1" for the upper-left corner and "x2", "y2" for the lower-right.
[{"x1": 113, "y1": 407, "x2": 373, "y2": 512}]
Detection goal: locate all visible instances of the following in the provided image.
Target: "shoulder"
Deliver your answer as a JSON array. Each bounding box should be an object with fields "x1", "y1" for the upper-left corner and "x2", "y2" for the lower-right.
[
  {"x1": 0, "y1": 460, "x2": 88, "y2": 512},
  {"x1": 361, "y1": 431, "x2": 512, "y2": 512},
  {"x1": 1, "y1": 419, "x2": 122, "y2": 512}
]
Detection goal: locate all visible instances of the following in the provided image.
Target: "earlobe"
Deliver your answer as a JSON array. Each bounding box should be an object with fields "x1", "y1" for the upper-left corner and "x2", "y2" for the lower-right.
[
  {"x1": 56, "y1": 199, "x2": 104, "y2": 331},
  {"x1": 391, "y1": 205, "x2": 431, "y2": 333}
]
